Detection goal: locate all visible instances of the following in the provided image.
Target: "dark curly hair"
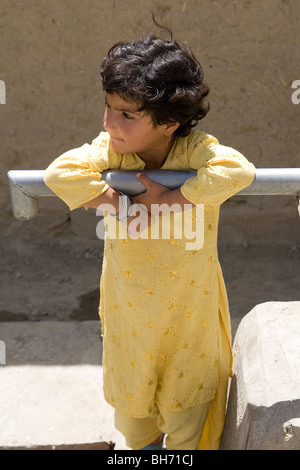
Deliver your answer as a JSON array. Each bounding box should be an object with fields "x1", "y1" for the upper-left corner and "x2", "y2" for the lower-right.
[{"x1": 100, "y1": 33, "x2": 209, "y2": 137}]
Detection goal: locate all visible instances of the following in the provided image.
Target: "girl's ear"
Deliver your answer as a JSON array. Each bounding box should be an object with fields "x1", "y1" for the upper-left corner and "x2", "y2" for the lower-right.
[{"x1": 162, "y1": 121, "x2": 180, "y2": 136}]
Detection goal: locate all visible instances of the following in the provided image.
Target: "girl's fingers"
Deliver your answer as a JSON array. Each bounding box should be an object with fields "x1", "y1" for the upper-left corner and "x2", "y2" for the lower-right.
[{"x1": 136, "y1": 173, "x2": 154, "y2": 190}]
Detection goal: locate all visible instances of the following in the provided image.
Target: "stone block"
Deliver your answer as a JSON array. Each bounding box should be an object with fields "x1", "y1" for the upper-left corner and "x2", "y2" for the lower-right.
[{"x1": 221, "y1": 302, "x2": 300, "y2": 450}]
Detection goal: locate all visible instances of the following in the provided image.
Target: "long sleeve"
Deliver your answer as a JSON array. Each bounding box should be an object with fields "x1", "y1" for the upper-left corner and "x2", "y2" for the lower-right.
[
  {"x1": 180, "y1": 133, "x2": 255, "y2": 206},
  {"x1": 44, "y1": 132, "x2": 121, "y2": 210}
]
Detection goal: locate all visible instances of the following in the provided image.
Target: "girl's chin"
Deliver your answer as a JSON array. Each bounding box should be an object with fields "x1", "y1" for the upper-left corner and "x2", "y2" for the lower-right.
[
  {"x1": 110, "y1": 137, "x2": 127, "y2": 151},
  {"x1": 110, "y1": 138, "x2": 139, "y2": 155}
]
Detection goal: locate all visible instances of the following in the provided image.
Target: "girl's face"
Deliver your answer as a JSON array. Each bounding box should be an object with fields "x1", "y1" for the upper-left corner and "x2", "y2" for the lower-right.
[{"x1": 103, "y1": 93, "x2": 177, "y2": 163}]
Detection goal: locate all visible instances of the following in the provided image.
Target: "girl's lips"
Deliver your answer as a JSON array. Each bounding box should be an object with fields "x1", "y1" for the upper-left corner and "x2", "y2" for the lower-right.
[{"x1": 111, "y1": 136, "x2": 124, "y2": 142}]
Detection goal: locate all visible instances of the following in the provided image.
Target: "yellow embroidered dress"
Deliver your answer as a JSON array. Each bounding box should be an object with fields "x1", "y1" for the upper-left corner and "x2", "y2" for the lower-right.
[{"x1": 44, "y1": 130, "x2": 255, "y2": 449}]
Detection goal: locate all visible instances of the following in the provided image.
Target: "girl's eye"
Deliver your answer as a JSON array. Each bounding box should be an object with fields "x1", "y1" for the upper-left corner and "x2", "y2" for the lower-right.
[{"x1": 123, "y1": 112, "x2": 133, "y2": 120}]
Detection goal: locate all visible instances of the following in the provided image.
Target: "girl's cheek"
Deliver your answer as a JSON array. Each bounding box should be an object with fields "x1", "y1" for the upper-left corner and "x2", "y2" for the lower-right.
[{"x1": 122, "y1": 121, "x2": 137, "y2": 137}]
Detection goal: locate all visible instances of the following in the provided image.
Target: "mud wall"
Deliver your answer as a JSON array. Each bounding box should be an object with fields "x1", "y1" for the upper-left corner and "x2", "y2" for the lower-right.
[{"x1": 1, "y1": 0, "x2": 300, "y2": 237}]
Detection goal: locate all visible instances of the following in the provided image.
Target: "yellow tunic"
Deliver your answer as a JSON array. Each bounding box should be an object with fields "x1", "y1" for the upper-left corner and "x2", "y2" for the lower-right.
[{"x1": 44, "y1": 130, "x2": 255, "y2": 445}]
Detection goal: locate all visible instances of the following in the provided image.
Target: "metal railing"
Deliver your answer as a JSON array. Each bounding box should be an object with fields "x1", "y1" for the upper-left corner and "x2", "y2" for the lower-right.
[{"x1": 7, "y1": 168, "x2": 300, "y2": 220}]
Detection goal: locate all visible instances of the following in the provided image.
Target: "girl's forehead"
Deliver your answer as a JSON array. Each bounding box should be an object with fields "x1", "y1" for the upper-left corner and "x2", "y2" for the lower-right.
[{"x1": 105, "y1": 93, "x2": 141, "y2": 113}]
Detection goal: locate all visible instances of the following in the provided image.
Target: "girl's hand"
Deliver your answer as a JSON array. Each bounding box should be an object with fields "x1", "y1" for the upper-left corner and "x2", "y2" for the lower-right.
[
  {"x1": 126, "y1": 203, "x2": 153, "y2": 239},
  {"x1": 133, "y1": 173, "x2": 172, "y2": 211},
  {"x1": 125, "y1": 173, "x2": 194, "y2": 238},
  {"x1": 124, "y1": 173, "x2": 170, "y2": 238}
]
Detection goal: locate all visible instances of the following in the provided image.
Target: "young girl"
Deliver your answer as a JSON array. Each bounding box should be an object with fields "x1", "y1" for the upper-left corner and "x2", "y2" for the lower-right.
[{"x1": 44, "y1": 32, "x2": 255, "y2": 450}]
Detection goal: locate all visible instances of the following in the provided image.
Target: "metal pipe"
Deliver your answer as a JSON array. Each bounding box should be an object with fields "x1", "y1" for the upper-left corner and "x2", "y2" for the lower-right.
[
  {"x1": 101, "y1": 168, "x2": 300, "y2": 196},
  {"x1": 7, "y1": 168, "x2": 300, "y2": 220}
]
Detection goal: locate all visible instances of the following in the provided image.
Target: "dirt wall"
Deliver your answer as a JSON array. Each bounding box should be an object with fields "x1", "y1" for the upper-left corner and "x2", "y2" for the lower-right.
[{"x1": 1, "y1": 0, "x2": 300, "y2": 238}]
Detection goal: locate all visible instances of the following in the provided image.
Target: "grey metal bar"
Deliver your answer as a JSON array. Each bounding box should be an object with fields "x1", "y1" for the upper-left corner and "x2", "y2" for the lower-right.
[
  {"x1": 7, "y1": 168, "x2": 300, "y2": 220},
  {"x1": 102, "y1": 170, "x2": 197, "y2": 195},
  {"x1": 101, "y1": 168, "x2": 300, "y2": 196}
]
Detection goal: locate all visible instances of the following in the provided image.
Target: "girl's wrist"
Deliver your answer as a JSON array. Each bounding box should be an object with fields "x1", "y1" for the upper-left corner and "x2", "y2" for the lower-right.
[
  {"x1": 111, "y1": 192, "x2": 136, "y2": 222},
  {"x1": 159, "y1": 188, "x2": 193, "y2": 209},
  {"x1": 84, "y1": 187, "x2": 120, "y2": 212}
]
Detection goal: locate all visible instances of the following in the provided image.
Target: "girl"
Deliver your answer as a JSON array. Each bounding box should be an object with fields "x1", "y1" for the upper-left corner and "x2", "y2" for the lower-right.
[{"x1": 44, "y1": 32, "x2": 255, "y2": 450}]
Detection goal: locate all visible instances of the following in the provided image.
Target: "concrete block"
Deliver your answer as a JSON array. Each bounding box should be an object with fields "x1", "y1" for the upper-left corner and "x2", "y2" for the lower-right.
[{"x1": 221, "y1": 302, "x2": 300, "y2": 450}]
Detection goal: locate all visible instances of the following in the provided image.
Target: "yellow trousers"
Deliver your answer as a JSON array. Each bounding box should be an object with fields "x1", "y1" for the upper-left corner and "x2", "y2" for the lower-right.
[
  {"x1": 115, "y1": 400, "x2": 211, "y2": 450},
  {"x1": 115, "y1": 314, "x2": 231, "y2": 450}
]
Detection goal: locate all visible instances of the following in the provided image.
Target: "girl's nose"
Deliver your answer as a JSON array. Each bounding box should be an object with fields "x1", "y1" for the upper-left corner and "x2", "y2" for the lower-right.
[{"x1": 103, "y1": 107, "x2": 115, "y2": 133}]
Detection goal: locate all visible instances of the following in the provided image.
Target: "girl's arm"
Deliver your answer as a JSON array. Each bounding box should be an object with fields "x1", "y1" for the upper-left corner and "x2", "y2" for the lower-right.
[
  {"x1": 83, "y1": 187, "x2": 120, "y2": 212},
  {"x1": 84, "y1": 184, "x2": 152, "y2": 237},
  {"x1": 43, "y1": 132, "x2": 122, "y2": 212}
]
